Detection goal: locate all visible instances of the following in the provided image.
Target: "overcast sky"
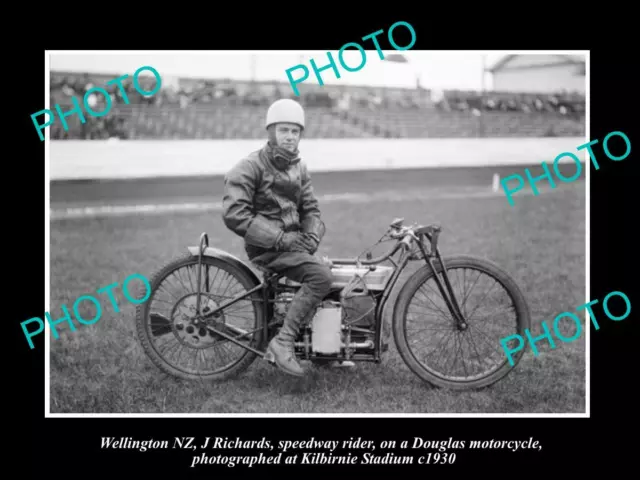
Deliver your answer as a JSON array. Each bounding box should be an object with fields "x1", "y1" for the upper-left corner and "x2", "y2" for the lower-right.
[{"x1": 49, "y1": 51, "x2": 583, "y2": 91}]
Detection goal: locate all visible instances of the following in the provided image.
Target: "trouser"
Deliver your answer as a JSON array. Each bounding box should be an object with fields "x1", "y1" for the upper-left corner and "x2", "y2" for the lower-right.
[
  {"x1": 251, "y1": 251, "x2": 333, "y2": 374},
  {"x1": 250, "y1": 251, "x2": 333, "y2": 311}
]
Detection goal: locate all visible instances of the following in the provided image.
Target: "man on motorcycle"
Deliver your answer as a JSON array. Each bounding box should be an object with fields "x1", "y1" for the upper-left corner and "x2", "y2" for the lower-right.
[{"x1": 222, "y1": 98, "x2": 336, "y2": 377}]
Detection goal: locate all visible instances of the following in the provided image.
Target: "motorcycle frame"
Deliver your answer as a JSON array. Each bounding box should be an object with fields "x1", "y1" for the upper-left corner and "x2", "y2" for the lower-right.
[{"x1": 189, "y1": 222, "x2": 468, "y2": 363}]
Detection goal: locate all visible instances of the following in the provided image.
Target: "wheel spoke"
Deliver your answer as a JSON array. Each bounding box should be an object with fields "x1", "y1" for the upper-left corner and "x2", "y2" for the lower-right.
[
  {"x1": 137, "y1": 256, "x2": 264, "y2": 380},
  {"x1": 398, "y1": 261, "x2": 528, "y2": 387}
]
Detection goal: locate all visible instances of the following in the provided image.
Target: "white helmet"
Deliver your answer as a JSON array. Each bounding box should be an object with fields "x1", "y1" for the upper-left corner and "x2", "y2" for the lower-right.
[{"x1": 265, "y1": 99, "x2": 305, "y2": 130}]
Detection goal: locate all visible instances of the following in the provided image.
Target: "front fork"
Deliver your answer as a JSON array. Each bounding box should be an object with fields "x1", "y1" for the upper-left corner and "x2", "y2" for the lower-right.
[{"x1": 414, "y1": 228, "x2": 468, "y2": 331}]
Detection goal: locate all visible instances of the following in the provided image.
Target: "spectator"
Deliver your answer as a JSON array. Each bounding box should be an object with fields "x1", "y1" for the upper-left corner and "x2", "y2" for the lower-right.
[{"x1": 48, "y1": 70, "x2": 585, "y2": 140}]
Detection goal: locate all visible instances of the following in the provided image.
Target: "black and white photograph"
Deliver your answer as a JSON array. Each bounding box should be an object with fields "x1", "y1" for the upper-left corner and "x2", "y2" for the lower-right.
[{"x1": 44, "y1": 50, "x2": 588, "y2": 416}]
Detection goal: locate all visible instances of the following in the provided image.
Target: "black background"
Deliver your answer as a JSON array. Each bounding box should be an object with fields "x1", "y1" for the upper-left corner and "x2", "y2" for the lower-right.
[{"x1": 13, "y1": 12, "x2": 636, "y2": 477}]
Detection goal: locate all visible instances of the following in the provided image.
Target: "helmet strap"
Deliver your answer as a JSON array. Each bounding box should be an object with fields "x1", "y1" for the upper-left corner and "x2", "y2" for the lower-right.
[
  {"x1": 266, "y1": 125, "x2": 279, "y2": 145},
  {"x1": 267, "y1": 126, "x2": 300, "y2": 157},
  {"x1": 266, "y1": 130, "x2": 300, "y2": 170}
]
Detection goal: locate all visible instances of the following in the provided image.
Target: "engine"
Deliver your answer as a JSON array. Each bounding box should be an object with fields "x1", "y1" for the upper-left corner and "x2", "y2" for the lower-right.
[{"x1": 273, "y1": 265, "x2": 392, "y2": 359}]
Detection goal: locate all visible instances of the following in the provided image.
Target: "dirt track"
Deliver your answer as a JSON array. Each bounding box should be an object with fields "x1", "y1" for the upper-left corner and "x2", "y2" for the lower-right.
[{"x1": 49, "y1": 163, "x2": 581, "y2": 210}]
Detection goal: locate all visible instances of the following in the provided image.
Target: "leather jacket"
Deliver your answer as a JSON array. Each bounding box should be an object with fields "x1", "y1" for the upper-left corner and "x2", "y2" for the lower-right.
[{"x1": 222, "y1": 142, "x2": 326, "y2": 259}]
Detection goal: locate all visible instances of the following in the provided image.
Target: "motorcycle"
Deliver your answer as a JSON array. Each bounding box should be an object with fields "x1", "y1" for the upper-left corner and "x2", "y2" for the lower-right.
[{"x1": 135, "y1": 217, "x2": 531, "y2": 390}]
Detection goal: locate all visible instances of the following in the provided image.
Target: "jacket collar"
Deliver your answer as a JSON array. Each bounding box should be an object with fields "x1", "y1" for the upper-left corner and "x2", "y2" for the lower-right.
[{"x1": 262, "y1": 142, "x2": 301, "y2": 171}]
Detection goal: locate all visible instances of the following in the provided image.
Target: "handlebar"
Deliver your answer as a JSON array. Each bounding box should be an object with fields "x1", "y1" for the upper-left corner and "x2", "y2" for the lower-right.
[
  {"x1": 388, "y1": 226, "x2": 418, "y2": 240},
  {"x1": 386, "y1": 219, "x2": 442, "y2": 258},
  {"x1": 330, "y1": 219, "x2": 441, "y2": 266}
]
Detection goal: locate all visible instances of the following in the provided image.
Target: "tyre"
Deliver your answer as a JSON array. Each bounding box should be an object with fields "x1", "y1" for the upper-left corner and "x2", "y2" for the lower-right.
[
  {"x1": 135, "y1": 253, "x2": 266, "y2": 381},
  {"x1": 393, "y1": 255, "x2": 531, "y2": 390}
]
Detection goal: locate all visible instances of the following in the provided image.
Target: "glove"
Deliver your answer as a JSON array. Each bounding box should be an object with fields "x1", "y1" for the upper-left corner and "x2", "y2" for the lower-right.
[
  {"x1": 300, "y1": 232, "x2": 320, "y2": 254},
  {"x1": 276, "y1": 232, "x2": 310, "y2": 252}
]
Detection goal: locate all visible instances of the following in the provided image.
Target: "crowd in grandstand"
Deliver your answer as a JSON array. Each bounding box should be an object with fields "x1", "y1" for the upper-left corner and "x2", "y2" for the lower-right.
[{"x1": 49, "y1": 71, "x2": 585, "y2": 140}]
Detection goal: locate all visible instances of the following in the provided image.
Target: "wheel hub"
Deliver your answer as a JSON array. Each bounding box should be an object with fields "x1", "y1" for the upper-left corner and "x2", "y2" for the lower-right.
[{"x1": 172, "y1": 294, "x2": 225, "y2": 348}]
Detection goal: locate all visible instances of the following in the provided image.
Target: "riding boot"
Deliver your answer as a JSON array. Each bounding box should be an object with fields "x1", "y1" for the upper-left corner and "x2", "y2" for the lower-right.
[{"x1": 265, "y1": 284, "x2": 318, "y2": 376}]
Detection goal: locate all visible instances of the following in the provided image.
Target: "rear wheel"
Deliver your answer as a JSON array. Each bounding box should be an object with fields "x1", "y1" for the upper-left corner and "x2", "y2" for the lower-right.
[
  {"x1": 135, "y1": 253, "x2": 265, "y2": 381},
  {"x1": 393, "y1": 255, "x2": 530, "y2": 390}
]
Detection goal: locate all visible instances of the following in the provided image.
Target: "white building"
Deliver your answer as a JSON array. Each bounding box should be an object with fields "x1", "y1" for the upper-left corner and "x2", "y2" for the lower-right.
[{"x1": 487, "y1": 54, "x2": 585, "y2": 94}]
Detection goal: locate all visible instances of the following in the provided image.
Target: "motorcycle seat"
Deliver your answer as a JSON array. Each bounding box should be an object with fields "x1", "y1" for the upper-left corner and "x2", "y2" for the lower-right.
[{"x1": 252, "y1": 262, "x2": 302, "y2": 287}]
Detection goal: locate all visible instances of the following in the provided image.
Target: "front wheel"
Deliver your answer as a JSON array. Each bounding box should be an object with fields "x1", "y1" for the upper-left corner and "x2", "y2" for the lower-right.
[
  {"x1": 393, "y1": 255, "x2": 530, "y2": 390},
  {"x1": 135, "y1": 253, "x2": 266, "y2": 382}
]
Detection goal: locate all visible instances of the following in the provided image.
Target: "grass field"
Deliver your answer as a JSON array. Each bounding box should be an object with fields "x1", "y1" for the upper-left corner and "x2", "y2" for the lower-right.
[{"x1": 48, "y1": 169, "x2": 586, "y2": 414}]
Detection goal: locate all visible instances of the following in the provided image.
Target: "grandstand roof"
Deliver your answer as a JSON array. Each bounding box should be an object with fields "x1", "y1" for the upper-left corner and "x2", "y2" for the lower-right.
[{"x1": 487, "y1": 54, "x2": 585, "y2": 73}]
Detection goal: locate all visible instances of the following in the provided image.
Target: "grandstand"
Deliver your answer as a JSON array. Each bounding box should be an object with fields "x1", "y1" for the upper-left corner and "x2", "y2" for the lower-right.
[{"x1": 48, "y1": 70, "x2": 585, "y2": 141}]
